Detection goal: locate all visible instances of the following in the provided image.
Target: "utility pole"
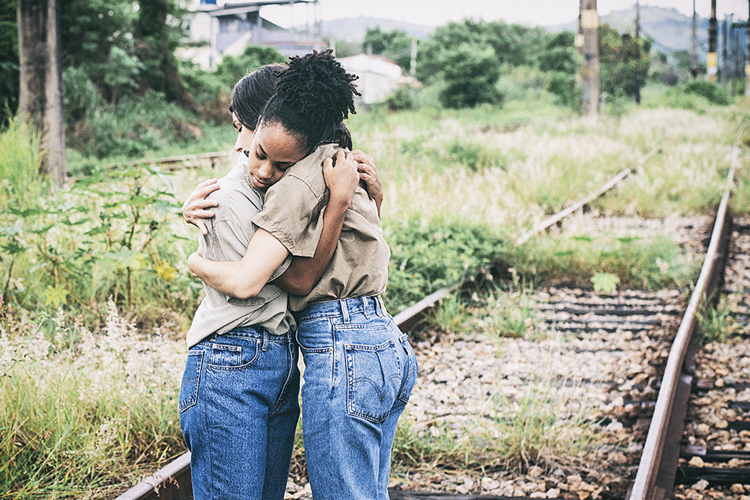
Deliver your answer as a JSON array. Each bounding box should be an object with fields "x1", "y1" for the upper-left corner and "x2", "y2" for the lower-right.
[
  {"x1": 708, "y1": 0, "x2": 718, "y2": 81},
  {"x1": 410, "y1": 37, "x2": 417, "y2": 77},
  {"x1": 581, "y1": 0, "x2": 599, "y2": 118},
  {"x1": 635, "y1": 0, "x2": 641, "y2": 104},
  {"x1": 723, "y1": 16, "x2": 728, "y2": 84},
  {"x1": 692, "y1": 0, "x2": 698, "y2": 78},
  {"x1": 746, "y1": 0, "x2": 750, "y2": 95}
]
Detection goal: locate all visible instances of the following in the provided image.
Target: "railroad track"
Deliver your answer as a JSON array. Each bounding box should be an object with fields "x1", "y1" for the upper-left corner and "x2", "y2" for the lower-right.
[{"x1": 114, "y1": 147, "x2": 748, "y2": 500}]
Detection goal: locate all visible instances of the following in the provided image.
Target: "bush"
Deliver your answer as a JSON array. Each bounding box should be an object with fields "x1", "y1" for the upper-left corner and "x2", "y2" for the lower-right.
[
  {"x1": 62, "y1": 66, "x2": 103, "y2": 125},
  {"x1": 682, "y1": 80, "x2": 731, "y2": 105},
  {"x1": 547, "y1": 72, "x2": 577, "y2": 108},
  {"x1": 386, "y1": 85, "x2": 417, "y2": 111},
  {"x1": 0, "y1": 117, "x2": 43, "y2": 208},
  {"x1": 437, "y1": 43, "x2": 504, "y2": 109},
  {"x1": 383, "y1": 218, "x2": 506, "y2": 314}
]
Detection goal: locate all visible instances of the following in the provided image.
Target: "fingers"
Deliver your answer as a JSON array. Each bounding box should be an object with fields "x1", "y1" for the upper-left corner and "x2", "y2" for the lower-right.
[
  {"x1": 194, "y1": 181, "x2": 220, "y2": 200},
  {"x1": 196, "y1": 219, "x2": 208, "y2": 236},
  {"x1": 351, "y1": 150, "x2": 374, "y2": 164}
]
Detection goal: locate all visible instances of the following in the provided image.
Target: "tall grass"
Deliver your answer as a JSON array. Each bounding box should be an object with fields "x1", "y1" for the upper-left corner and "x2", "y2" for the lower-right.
[
  {"x1": 0, "y1": 303, "x2": 185, "y2": 499},
  {"x1": 0, "y1": 117, "x2": 43, "y2": 208}
]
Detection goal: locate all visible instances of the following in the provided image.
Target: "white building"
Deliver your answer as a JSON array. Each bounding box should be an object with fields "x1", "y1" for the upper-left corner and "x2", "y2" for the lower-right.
[
  {"x1": 337, "y1": 54, "x2": 408, "y2": 105},
  {"x1": 179, "y1": 0, "x2": 323, "y2": 70}
]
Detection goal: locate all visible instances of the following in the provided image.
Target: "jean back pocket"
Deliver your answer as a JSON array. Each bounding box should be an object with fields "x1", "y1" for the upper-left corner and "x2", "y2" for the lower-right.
[
  {"x1": 179, "y1": 350, "x2": 204, "y2": 413},
  {"x1": 345, "y1": 339, "x2": 401, "y2": 424}
]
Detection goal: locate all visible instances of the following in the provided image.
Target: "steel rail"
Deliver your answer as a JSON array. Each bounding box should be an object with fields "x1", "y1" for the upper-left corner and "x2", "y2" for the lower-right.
[
  {"x1": 115, "y1": 150, "x2": 655, "y2": 500},
  {"x1": 515, "y1": 150, "x2": 656, "y2": 246},
  {"x1": 104, "y1": 151, "x2": 233, "y2": 171},
  {"x1": 628, "y1": 146, "x2": 739, "y2": 500}
]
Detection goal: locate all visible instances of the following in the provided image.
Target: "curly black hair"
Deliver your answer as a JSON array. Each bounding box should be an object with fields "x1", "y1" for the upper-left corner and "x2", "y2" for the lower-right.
[{"x1": 259, "y1": 50, "x2": 360, "y2": 152}]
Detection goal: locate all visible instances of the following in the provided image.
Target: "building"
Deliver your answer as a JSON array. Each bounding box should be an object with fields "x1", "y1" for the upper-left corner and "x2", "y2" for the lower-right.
[
  {"x1": 337, "y1": 54, "x2": 412, "y2": 105},
  {"x1": 179, "y1": 0, "x2": 324, "y2": 69}
]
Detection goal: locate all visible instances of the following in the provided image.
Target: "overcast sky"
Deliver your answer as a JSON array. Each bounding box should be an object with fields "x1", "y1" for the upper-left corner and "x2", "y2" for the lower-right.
[{"x1": 256, "y1": 0, "x2": 749, "y2": 29}]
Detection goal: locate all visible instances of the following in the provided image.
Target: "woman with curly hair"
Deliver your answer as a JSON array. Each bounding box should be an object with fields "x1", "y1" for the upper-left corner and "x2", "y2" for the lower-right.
[
  {"x1": 179, "y1": 63, "x2": 377, "y2": 500},
  {"x1": 188, "y1": 51, "x2": 418, "y2": 500}
]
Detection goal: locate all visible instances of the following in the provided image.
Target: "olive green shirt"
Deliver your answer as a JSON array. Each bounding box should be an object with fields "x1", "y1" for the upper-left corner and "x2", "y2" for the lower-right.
[
  {"x1": 186, "y1": 156, "x2": 294, "y2": 348},
  {"x1": 252, "y1": 143, "x2": 390, "y2": 312}
]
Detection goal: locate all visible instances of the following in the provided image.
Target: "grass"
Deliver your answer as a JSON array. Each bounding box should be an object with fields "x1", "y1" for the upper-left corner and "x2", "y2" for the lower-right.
[
  {"x1": 2, "y1": 87, "x2": 748, "y2": 496},
  {"x1": 0, "y1": 303, "x2": 185, "y2": 499}
]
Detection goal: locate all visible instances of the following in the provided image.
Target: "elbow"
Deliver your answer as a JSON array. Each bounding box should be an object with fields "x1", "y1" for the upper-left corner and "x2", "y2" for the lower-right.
[{"x1": 228, "y1": 280, "x2": 263, "y2": 300}]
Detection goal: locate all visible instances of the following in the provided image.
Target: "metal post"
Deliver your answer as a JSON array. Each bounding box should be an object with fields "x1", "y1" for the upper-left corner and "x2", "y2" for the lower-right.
[
  {"x1": 723, "y1": 16, "x2": 728, "y2": 83},
  {"x1": 635, "y1": 0, "x2": 641, "y2": 104},
  {"x1": 708, "y1": 0, "x2": 718, "y2": 81},
  {"x1": 746, "y1": 0, "x2": 750, "y2": 95},
  {"x1": 581, "y1": 0, "x2": 599, "y2": 118},
  {"x1": 410, "y1": 37, "x2": 417, "y2": 77},
  {"x1": 692, "y1": 0, "x2": 698, "y2": 78}
]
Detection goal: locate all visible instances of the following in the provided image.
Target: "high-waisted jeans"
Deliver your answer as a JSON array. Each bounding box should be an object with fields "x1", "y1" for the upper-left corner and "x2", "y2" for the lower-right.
[
  {"x1": 295, "y1": 296, "x2": 418, "y2": 500},
  {"x1": 178, "y1": 325, "x2": 300, "y2": 500}
]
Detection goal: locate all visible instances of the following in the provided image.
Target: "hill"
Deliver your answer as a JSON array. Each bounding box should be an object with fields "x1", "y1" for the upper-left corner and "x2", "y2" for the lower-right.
[{"x1": 321, "y1": 16, "x2": 433, "y2": 42}]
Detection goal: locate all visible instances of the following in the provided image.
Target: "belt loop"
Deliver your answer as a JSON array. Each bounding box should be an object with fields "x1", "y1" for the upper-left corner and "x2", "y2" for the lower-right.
[
  {"x1": 261, "y1": 329, "x2": 268, "y2": 351},
  {"x1": 376, "y1": 296, "x2": 387, "y2": 317},
  {"x1": 362, "y1": 296, "x2": 370, "y2": 319},
  {"x1": 340, "y1": 299, "x2": 350, "y2": 323}
]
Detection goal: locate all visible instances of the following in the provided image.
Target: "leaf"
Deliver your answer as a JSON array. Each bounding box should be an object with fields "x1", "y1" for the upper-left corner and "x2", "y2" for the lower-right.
[
  {"x1": 572, "y1": 235, "x2": 594, "y2": 242},
  {"x1": 591, "y1": 272, "x2": 620, "y2": 293},
  {"x1": 44, "y1": 286, "x2": 69, "y2": 308},
  {"x1": 154, "y1": 263, "x2": 177, "y2": 282}
]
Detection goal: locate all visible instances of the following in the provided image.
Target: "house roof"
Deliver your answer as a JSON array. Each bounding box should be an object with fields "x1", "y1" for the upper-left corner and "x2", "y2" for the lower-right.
[{"x1": 208, "y1": 0, "x2": 315, "y2": 16}]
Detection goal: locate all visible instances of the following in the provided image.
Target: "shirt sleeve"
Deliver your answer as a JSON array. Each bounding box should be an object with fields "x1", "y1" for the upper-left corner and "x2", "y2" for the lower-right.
[{"x1": 252, "y1": 175, "x2": 327, "y2": 258}]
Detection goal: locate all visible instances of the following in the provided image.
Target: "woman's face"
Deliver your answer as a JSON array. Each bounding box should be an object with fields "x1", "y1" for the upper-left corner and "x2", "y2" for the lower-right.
[
  {"x1": 232, "y1": 112, "x2": 255, "y2": 153},
  {"x1": 245, "y1": 122, "x2": 307, "y2": 191}
]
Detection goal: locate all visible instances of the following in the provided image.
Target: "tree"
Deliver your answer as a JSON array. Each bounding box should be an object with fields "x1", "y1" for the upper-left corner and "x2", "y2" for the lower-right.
[
  {"x1": 438, "y1": 43, "x2": 503, "y2": 109},
  {"x1": 135, "y1": 0, "x2": 193, "y2": 107},
  {"x1": 0, "y1": 0, "x2": 18, "y2": 126},
  {"x1": 17, "y1": 0, "x2": 66, "y2": 185},
  {"x1": 363, "y1": 27, "x2": 413, "y2": 70},
  {"x1": 599, "y1": 25, "x2": 652, "y2": 98}
]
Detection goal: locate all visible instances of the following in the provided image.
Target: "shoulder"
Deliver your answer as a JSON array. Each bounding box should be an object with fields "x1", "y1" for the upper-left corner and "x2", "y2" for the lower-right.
[
  {"x1": 210, "y1": 169, "x2": 264, "y2": 220},
  {"x1": 275, "y1": 143, "x2": 338, "y2": 199}
]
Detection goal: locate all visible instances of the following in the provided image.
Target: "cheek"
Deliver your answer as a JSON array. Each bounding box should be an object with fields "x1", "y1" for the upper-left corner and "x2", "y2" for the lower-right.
[{"x1": 238, "y1": 129, "x2": 255, "y2": 150}]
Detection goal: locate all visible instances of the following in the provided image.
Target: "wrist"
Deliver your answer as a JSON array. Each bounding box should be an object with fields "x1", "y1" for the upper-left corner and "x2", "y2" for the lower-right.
[{"x1": 328, "y1": 192, "x2": 352, "y2": 211}]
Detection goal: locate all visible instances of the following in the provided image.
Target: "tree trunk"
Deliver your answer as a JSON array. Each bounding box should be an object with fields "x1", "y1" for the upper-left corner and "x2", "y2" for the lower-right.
[{"x1": 17, "y1": 0, "x2": 65, "y2": 186}]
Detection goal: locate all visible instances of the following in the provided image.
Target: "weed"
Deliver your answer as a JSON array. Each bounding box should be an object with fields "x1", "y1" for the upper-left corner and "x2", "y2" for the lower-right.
[
  {"x1": 430, "y1": 292, "x2": 468, "y2": 333},
  {"x1": 697, "y1": 299, "x2": 736, "y2": 343},
  {"x1": 480, "y1": 286, "x2": 537, "y2": 339}
]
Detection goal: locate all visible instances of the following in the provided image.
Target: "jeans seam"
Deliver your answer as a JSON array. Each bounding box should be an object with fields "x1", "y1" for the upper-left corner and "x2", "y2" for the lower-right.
[{"x1": 270, "y1": 342, "x2": 296, "y2": 417}]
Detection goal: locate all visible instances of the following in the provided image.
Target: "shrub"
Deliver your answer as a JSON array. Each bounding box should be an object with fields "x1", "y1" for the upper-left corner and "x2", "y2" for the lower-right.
[
  {"x1": 682, "y1": 80, "x2": 731, "y2": 105},
  {"x1": 386, "y1": 85, "x2": 417, "y2": 111},
  {"x1": 0, "y1": 117, "x2": 43, "y2": 208}
]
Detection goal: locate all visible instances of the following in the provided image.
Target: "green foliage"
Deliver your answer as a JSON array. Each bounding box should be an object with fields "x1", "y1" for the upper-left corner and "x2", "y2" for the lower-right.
[
  {"x1": 386, "y1": 85, "x2": 417, "y2": 111},
  {"x1": 0, "y1": 117, "x2": 43, "y2": 209},
  {"x1": 363, "y1": 26, "x2": 413, "y2": 70},
  {"x1": 547, "y1": 72, "x2": 578, "y2": 108},
  {"x1": 0, "y1": 164, "x2": 199, "y2": 327},
  {"x1": 538, "y1": 32, "x2": 576, "y2": 74},
  {"x1": 682, "y1": 80, "x2": 731, "y2": 105},
  {"x1": 383, "y1": 218, "x2": 506, "y2": 314},
  {"x1": 591, "y1": 272, "x2": 620, "y2": 293},
  {"x1": 0, "y1": 0, "x2": 18, "y2": 126},
  {"x1": 482, "y1": 287, "x2": 536, "y2": 339},
  {"x1": 0, "y1": 309, "x2": 185, "y2": 498},
  {"x1": 697, "y1": 302, "x2": 733, "y2": 343},
  {"x1": 599, "y1": 25, "x2": 652, "y2": 98},
  {"x1": 438, "y1": 43, "x2": 503, "y2": 109},
  {"x1": 430, "y1": 292, "x2": 467, "y2": 333},
  {"x1": 68, "y1": 90, "x2": 202, "y2": 159},
  {"x1": 418, "y1": 19, "x2": 549, "y2": 84},
  {"x1": 62, "y1": 66, "x2": 103, "y2": 125}
]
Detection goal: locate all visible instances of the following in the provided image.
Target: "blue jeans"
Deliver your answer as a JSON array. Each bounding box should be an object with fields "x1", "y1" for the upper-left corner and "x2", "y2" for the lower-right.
[
  {"x1": 295, "y1": 296, "x2": 418, "y2": 500},
  {"x1": 178, "y1": 326, "x2": 300, "y2": 500}
]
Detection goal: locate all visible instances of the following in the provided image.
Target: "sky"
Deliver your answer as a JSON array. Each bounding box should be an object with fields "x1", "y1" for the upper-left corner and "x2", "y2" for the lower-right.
[{"x1": 255, "y1": 0, "x2": 749, "y2": 29}]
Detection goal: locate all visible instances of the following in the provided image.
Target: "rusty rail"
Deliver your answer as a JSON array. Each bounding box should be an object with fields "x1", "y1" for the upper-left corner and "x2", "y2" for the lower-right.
[
  {"x1": 628, "y1": 146, "x2": 739, "y2": 500},
  {"x1": 515, "y1": 151, "x2": 656, "y2": 246}
]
